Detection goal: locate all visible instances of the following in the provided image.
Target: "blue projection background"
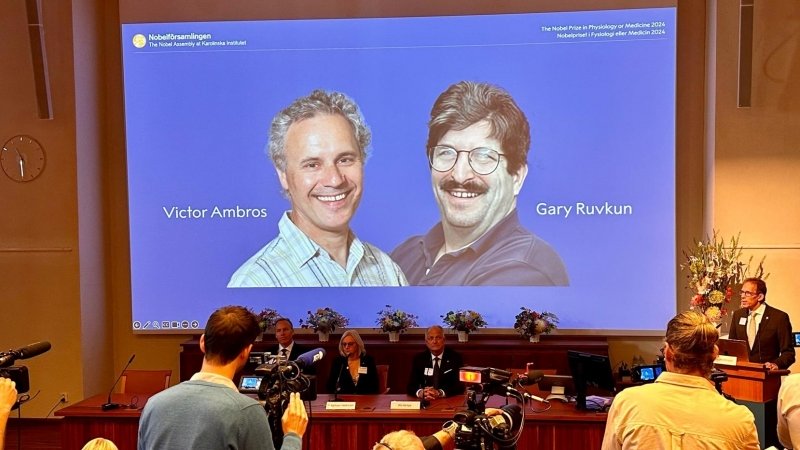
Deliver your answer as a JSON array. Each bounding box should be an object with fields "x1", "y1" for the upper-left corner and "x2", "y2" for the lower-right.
[{"x1": 121, "y1": 7, "x2": 676, "y2": 332}]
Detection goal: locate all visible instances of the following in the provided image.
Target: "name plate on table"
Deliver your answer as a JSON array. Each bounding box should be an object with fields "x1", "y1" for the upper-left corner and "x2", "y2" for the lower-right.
[
  {"x1": 390, "y1": 401, "x2": 421, "y2": 410},
  {"x1": 325, "y1": 401, "x2": 356, "y2": 410},
  {"x1": 714, "y1": 355, "x2": 737, "y2": 366}
]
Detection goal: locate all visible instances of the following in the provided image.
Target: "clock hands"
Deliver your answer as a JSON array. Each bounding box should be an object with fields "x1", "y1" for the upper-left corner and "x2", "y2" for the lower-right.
[{"x1": 15, "y1": 148, "x2": 25, "y2": 179}]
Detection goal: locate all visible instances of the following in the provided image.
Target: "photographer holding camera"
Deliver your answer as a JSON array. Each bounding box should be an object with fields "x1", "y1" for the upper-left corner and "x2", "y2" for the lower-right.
[
  {"x1": 138, "y1": 305, "x2": 308, "y2": 450},
  {"x1": 0, "y1": 378, "x2": 18, "y2": 448}
]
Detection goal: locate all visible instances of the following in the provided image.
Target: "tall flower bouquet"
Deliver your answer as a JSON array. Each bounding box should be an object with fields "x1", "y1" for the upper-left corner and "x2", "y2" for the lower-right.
[
  {"x1": 513, "y1": 308, "x2": 559, "y2": 339},
  {"x1": 254, "y1": 308, "x2": 281, "y2": 333},
  {"x1": 681, "y1": 231, "x2": 765, "y2": 323},
  {"x1": 376, "y1": 305, "x2": 419, "y2": 333},
  {"x1": 441, "y1": 309, "x2": 487, "y2": 333},
  {"x1": 299, "y1": 307, "x2": 349, "y2": 333}
]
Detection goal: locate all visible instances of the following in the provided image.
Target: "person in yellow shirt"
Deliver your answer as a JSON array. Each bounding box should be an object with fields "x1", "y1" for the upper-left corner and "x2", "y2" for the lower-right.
[{"x1": 602, "y1": 310, "x2": 760, "y2": 450}]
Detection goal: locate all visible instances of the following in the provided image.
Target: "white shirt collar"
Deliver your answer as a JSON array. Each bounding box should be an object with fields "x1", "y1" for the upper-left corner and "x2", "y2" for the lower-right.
[{"x1": 190, "y1": 371, "x2": 238, "y2": 391}]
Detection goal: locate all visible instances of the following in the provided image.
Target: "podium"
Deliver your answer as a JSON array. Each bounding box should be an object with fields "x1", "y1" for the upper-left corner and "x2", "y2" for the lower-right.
[
  {"x1": 714, "y1": 360, "x2": 788, "y2": 448},
  {"x1": 714, "y1": 360, "x2": 788, "y2": 402}
]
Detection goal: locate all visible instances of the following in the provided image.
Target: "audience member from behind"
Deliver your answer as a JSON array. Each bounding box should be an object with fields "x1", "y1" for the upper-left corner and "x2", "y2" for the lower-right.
[
  {"x1": 375, "y1": 411, "x2": 502, "y2": 450},
  {"x1": 601, "y1": 310, "x2": 759, "y2": 450},
  {"x1": 327, "y1": 330, "x2": 378, "y2": 394},
  {"x1": 407, "y1": 325, "x2": 464, "y2": 401},
  {"x1": 138, "y1": 305, "x2": 308, "y2": 450},
  {"x1": 82, "y1": 437, "x2": 119, "y2": 450},
  {"x1": 0, "y1": 378, "x2": 18, "y2": 449},
  {"x1": 727, "y1": 277, "x2": 795, "y2": 370},
  {"x1": 778, "y1": 373, "x2": 800, "y2": 449}
]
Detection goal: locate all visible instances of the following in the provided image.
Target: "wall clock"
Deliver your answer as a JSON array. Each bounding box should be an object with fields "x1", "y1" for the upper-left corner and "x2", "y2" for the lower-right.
[{"x1": 1, "y1": 135, "x2": 46, "y2": 182}]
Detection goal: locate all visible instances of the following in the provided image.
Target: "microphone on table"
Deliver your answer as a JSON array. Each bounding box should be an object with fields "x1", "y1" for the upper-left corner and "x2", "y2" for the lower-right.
[
  {"x1": 0, "y1": 341, "x2": 52, "y2": 368},
  {"x1": 508, "y1": 386, "x2": 549, "y2": 404},
  {"x1": 101, "y1": 354, "x2": 135, "y2": 411},
  {"x1": 333, "y1": 359, "x2": 345, "y2": 401}
]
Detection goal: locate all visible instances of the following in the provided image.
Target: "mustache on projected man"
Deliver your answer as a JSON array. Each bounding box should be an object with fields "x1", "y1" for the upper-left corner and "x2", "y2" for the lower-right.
[
  {"x1": 391, "y1": 81, "x2": 568, "y2": 286},
  {"x1": 228, "y1": 90, "x2": 407, "y2": 287}
]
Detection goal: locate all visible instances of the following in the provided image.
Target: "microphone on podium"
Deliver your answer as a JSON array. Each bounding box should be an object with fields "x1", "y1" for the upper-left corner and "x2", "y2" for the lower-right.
[{"x1": 101, "y1": 354, "x2": 136, "y2": 411}]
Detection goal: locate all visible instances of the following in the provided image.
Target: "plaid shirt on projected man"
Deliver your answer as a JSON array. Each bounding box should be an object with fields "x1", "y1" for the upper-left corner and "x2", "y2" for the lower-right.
[{"x1": 228, "y1": 212, "x2": 407, "y2": 287}]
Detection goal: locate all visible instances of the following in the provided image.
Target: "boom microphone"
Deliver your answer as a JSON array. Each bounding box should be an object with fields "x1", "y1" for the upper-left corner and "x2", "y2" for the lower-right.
[
  {"x1": 0, "y1": 341, "x2": 52, "y2": 368},
  {"x1": 516, "y1": 370, "x2": 545, "y2": 386},
  {"x1": 101, "y1": 354, "x2": 135, "y2": 411},
  {"x1": 293, "y1": 348, "x2": 326, "y2": 370}
]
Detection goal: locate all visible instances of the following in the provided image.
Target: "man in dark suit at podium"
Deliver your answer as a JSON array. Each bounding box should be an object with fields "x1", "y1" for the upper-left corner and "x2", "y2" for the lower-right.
[
  {"x1": 728, "y1": 278, "x2": 795, "y2": 370},
  {"x1": 407, "y1": 326, "x2": 464, "y2": 401}
]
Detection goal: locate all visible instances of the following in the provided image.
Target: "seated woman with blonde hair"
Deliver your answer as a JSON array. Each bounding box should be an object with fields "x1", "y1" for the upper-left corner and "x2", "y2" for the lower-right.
[{"x1": 326, "y1": 330, "x2": 378, "y2": 394}]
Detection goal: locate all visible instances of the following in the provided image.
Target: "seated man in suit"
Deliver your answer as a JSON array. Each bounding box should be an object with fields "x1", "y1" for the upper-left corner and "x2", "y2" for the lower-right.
[
  {"x1": 407, "y1": 326, "x2": 464, "y2": 401},
  {"x1": 271, "y1": 318, "x2": 314, "y2": 375},
  {"x1": 727, "y1": 277, "x2": 795, "y2": 370},
  {"x1": 272, "y1": 318, "x2": 307, "y2": 361}
]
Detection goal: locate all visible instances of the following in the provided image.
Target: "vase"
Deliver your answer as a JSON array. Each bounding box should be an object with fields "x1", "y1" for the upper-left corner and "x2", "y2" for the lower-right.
[
  {"x1": 529, "y1": 334, "x2": 540, "y2": 343},
  {"x1": 388, "y1": 331, "x2": 400, "y2": 342},
  {"x1": 457, "y1": 331, "x2": 469, "y2": 342},
  {"x1": 318, "y1": 331, "x2": 330, "y2": 342},
  {"x1": 255, "y1": 332, "x2": 265, "y2": 342}
]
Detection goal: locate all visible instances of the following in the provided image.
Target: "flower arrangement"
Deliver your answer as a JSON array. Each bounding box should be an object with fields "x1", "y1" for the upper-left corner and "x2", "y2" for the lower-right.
[
  {"x1": 254, "y1": 308, "x2": 281, "y2": 332},
  {"x1": 441, "y1": 309, "x2": 487, "y2": 333},
  {"x1": 299, "y1": 307, "x2": 349, "y2": 333},
  {"x1": 376, "y1": 305, "x2": 419, "y2": 333},
  {"x1": 513, "y1": 307, "x2": 559, "y2": 338},
  {"x1": 681, "y1": 231, "x2": 766, "y2": 323}
]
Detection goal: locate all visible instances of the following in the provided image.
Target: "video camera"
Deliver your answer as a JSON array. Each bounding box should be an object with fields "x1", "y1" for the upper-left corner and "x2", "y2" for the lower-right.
[
  {"x1": 254, "y1": 348, "x2": 324, "y2": 449},
  {"x1": 0, "y1": 341, "x2": 51, "y2": 405},
  {"x1": 449, "y1": 367, "x2": 525, "y2": 450}
]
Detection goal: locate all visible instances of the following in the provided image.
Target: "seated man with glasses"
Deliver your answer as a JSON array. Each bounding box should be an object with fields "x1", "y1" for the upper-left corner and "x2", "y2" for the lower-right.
[
  {"x1": 727, "y1": 277, "x2": 795, "y2": 370},
  {"x1": 391, "y1": 81, "x2": 568, "y2": 286}
]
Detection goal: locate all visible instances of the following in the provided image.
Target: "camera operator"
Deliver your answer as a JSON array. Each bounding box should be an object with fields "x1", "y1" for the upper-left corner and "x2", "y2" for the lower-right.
[
  {"x1": 601, "y1": 310, "x2": 759, "y2": 450},
  {"x1": 375, "y1": 408, "x2": 504, "y2": 450},
  {"x1": 0, "y1": 378, "x2": 18, "y2": 449},
  {"x1": 138, "y1": 305, "x2": 308, "y2": 450}
]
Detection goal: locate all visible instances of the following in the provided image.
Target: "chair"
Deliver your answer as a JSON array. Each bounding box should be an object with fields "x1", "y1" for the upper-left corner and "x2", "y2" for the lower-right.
[
  {"x1": 376, "y1": 365, "x2": 390, "y2": 394},
  {"x1": 119, "y1": 369, "x2": 172, "y2": 395}
]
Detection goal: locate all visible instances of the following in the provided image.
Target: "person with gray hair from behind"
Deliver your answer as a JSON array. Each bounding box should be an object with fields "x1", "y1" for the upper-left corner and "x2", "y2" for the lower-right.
[
  {"x1": 601, "y1": 310, "x2": 760, "y2": 450},
  {"x1": 229, "y1": 89, "x2": 407, "y2": 287}
]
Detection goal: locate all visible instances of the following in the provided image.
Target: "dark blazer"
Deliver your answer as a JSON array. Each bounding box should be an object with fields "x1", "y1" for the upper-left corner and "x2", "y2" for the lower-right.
[
  {"x1": 270, "y1": 342, "x2": 315, "y2": 374},
  {"x1": 406, "y1": 347, "x2": 464, "y2": 397},
  {"x1": 326, "y1": 354, "x2": 379, "y2": 394},
  {"x1": 728, "y1": 304, "x2": 795, "y2": 369}
]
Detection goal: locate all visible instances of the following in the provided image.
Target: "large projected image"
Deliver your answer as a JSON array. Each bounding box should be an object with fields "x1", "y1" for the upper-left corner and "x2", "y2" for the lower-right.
[{"x1": 121, "y1": 7, "x2": 677, "y2": 332}]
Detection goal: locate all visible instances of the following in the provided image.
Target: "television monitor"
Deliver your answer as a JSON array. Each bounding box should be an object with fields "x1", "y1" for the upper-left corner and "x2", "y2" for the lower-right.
[
  {"x1": 632, "y1": 363, "x2": 665, "y2": 383},
  {"x1": 119, "y1": 1, "x2": 678, "y2": 333},
  {"x1": 793, "y1": 332, "x2": 800, "y2": 347},
  {"x1": 567, "y1": 350, "x2": 616, "y2": 410}
]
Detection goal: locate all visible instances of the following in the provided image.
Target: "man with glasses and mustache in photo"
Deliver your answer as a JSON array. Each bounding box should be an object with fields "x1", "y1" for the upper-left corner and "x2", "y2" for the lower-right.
[
  {"x1": 392, "y1": 81, "x2": 568, "y2": 286},
  {"x1": 727, "y1": 277, "x2": 795, "y2": 370}
]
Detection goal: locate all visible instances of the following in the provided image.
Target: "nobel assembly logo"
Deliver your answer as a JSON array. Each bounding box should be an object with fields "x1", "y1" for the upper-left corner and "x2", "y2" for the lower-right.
[{"x1": 132, "y1": 34, "x2": 146, "y2": 48}]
